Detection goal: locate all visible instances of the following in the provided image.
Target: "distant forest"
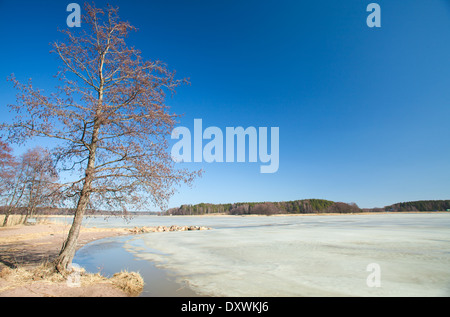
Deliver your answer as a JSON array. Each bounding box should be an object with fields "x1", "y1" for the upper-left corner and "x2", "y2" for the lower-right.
[
  {"x1": 1, "y1": 200, "x2": 450, "y2": 217},
  {"x1": 165, "y1": 199, "x2": 450, "y2": 216},
  {"x1": 384, "y1": 200, "x2": 450, "y2": 212}
]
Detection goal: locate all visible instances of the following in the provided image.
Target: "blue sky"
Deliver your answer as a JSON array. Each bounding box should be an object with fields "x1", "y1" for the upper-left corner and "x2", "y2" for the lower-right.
[{"x1": 1, "y1": 0, "x2": 450, "y2": 209}]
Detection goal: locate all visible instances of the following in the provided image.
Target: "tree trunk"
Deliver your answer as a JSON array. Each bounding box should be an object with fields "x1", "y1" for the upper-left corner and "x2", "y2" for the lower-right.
[
  {"x1": 24, "y1": 206, "x2": 31, "y2": 224},
  {"x1": 2, "y1": 212, "x2": 10, "y2": 227},
  {"x1": 54, "y1": 130, "x2": 99, "y2": 273},
  {"x1": 53, "y1": 139, "x2": 100, "y2": 273},
  {"x1": 54, "y1": 185, "x2": 91, "y2": 273}
]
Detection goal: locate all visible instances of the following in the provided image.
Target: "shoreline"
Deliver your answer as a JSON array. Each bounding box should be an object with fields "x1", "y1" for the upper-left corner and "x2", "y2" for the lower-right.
[
  {"x1": 0, "y1": 221, "x2": 209, "y2": 297},
  {"x1": 39, "y1": 211, "x2": 450, "y2": 219},
  {"x1": 141, "y1": 211, "x2": 450, "y2": 218},
  {"x1": 0, "y1": 222, "x2": 137, "y2": 297}
]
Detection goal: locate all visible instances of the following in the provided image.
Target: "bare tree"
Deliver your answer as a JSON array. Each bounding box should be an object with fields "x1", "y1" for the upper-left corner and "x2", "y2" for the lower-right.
[
  {"x1": 1, "y1": 151, "x2": 28, "y2": 226},
  {"x1": 1, "y1": 147, "x2": 58, "y2": 226},
  {"x1": 2, "y1": 3, "x2": 200, "y2": 272},
  {"x1": 21, "y1": 147, "x2": 59, "y2": 222},
  {"x1": 0, "y1": 139, "x2": 16, "y2": 195},
  {"x1": 0, "y1": 139, "x2": 21, "y2": 226}
]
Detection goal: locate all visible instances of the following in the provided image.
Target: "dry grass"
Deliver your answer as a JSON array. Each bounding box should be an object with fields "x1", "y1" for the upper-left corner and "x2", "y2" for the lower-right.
[
  {"x1": 0, "y1": 262, "x2": 65, "y2": 288},
  {"x1": 0, "y1": 262, "x2": 144, "y2": 296},
  {"x1": 0, "y1": 215, "x2": 54, "y2": 227},
  {"x1": 0, "y1": 215, "x2": 27, "y2": 227},
  {"x1": 110, "y1": 271, "x2": 144, "y2": 296}
]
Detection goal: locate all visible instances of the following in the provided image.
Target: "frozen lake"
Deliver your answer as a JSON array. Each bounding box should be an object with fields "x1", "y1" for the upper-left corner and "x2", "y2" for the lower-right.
[{"x1": 71, "y1": 213, "x2": 450, "y2": 296}]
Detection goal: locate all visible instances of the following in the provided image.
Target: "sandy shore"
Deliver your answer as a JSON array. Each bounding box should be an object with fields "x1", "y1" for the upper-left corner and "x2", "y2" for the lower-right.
[{"x1": 0, "y1": 222, "x2": 134, "y2": 297}]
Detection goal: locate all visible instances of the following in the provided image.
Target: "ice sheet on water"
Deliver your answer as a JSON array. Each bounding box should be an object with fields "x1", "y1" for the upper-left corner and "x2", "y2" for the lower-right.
[{"x1": 119, "y1": 213, "x2": 450, "y2": 296}]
